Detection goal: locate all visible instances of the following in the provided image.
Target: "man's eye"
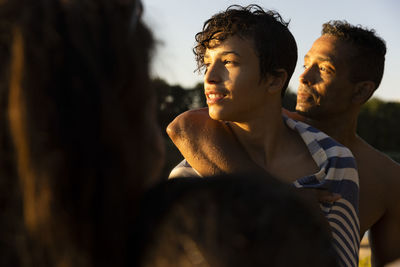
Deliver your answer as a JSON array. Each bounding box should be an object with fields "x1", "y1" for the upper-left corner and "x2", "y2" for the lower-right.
[
  {"x1": 302, "y1": 64, "x2": 308, "y2": 69},
  {"x1": 319, "y1": 66, "x2": 334, "y2": 74}
]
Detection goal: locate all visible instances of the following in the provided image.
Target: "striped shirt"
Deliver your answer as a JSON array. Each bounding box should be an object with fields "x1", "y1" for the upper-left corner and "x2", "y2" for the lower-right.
[{"x1": 169, "y1": 116, "x2": 360, "y2": 267}]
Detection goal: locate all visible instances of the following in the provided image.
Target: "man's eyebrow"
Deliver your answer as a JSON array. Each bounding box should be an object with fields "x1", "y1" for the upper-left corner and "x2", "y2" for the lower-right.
[{"x1": 304, "y1": 54, "x2": 335, "y2": 64}]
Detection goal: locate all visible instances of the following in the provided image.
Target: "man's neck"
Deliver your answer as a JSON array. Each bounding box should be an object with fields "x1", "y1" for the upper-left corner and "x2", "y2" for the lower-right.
[{"x1": 305, "y1": 112, "x2": 359, "y2": 148}]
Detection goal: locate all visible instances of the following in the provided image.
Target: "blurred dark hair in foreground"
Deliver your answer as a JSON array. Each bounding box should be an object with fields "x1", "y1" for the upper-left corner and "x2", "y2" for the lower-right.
[
  {"x1": 132, "y1": 174, "x2": 339, "y2": 267},
  {"x1": 0, "y1": 0, "x2": 165, "y2": 266}
]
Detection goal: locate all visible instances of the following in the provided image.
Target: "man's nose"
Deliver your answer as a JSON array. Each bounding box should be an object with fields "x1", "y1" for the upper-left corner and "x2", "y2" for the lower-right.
[{"x1": 299, "y1": 65, "x2": 316, "y2": 86}]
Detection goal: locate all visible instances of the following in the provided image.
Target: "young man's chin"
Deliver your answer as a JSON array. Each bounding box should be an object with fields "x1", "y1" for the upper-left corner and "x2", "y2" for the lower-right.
[
  {"x1": 208, "y1": 106, "x2": 241, "y2": 122},
  {"x1": 209, "y1": 111, "x2": 224, "y2": 121},
  {"x1": 208, "y1": 106, "x2": 224, "y2": 121}
]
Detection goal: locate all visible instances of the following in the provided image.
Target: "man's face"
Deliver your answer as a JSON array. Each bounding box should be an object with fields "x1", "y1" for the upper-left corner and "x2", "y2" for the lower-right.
[
  {"x1": 203, "y1": 35, "x2": 268, "y2": 122},
  {"x1": 296, "y1": 35, "x2": 356, "y2": 119}
]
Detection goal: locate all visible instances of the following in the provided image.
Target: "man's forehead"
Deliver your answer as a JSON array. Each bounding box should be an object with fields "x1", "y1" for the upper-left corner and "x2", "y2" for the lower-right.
[
  {"x1": 305, "y1": 35, "x2": 352, "y2": 64},
  {"x1": 304, "y1": 53, "x2": 337, "y2": 64}
]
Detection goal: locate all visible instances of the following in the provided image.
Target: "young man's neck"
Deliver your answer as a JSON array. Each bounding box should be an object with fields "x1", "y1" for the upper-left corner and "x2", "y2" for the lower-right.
[{"x1": 228, "y1": 103, "x2": 294, "y2": 168}]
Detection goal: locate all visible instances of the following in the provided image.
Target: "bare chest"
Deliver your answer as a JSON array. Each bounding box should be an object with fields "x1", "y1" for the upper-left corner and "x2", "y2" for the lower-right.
[{"x1": 266, "y1": 152, "x2": 320, "y2": 184}]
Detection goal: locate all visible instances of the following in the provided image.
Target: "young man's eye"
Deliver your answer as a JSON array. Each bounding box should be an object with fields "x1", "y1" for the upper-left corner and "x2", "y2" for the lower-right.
[
  {"x1": 302, "y1": 64, "x2": 308, "y2": 69},
  {"x1": 223, "y1": 59, "x2": 237, "y2": 66}
]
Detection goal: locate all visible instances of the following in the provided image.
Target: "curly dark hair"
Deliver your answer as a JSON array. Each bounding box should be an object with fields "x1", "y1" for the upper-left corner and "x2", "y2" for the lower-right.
[
  {"x1": 322, "y1": 20, "x2": 386, "y2": 90},
  {"x1": 193, "y1": 4, "x2": 297, "y2": 97}
]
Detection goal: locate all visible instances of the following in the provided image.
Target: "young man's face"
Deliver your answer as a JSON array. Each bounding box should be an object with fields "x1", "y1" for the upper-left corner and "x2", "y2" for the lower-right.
[
  {"x1": 203, "y1": 35, "x2": 268, "y2": 122},
  {"x1": 296, "y1": 34, "x2": 356, "y2": 119}
]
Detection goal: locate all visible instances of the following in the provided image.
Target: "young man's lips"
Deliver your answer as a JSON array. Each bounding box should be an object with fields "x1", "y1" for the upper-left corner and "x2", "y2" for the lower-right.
[{"x1": 206, "y1": 92, "x2": 226, "y2": 104}]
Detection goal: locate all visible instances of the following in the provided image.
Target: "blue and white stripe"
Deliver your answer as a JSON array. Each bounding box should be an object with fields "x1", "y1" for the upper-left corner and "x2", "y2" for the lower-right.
[{"x1": 286, "y1": 116, "x2": 360, "y2": 267}]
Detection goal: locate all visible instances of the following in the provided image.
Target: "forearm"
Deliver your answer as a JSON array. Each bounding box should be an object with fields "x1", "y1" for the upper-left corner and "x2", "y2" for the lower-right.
[
  {"x1": 369, "y1": 211, "x2": 400, "y2": 266},
  {"x1": 167, "y1": 108, "x2": 261, "y2": 176}
]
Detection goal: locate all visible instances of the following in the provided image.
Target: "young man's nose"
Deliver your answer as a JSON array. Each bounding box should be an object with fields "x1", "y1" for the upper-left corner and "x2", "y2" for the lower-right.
[{"x1": 204, "y1": 62, "x2": 222, "y2": 84}]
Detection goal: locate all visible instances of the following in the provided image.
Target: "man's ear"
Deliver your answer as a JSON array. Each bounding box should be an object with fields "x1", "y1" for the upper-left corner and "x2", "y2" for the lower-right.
[
  {"x1": 352, "y1": 81, "x2": 375, "y2": 104},
  {"x1": 265, "y1": 69, "x2": 288, "y2": 94}
]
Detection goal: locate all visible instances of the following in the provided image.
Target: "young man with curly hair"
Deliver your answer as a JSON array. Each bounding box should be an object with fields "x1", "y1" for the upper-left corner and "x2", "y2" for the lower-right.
[{"x1": 167, "y1": 5, "x2": 360, "y2": 267}]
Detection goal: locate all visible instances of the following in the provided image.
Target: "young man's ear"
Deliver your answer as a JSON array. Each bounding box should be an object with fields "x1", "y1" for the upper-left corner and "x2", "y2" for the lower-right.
[
  {"x1": 352, "y1": 81, "x2": 375, "y2": 104},
  {"x1": 264, "y1": 69, "x2": 288, "y2": 94}
]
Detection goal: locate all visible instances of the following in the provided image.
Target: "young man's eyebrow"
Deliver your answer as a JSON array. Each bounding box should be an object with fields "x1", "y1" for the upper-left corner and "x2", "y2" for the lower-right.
[
  {"x1": 221, "y1": 51, "x2": 241, "y2": 57},
  {"x1": 204, "y1": 50, "x2": 241, "y2": 60}
]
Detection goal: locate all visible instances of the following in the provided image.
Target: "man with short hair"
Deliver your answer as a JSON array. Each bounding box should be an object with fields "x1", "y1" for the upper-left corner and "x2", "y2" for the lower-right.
[
  {"x1": 167, "y1": 19, "x2": 400, "y2": 266},
  {"x1": 168, "y1": 5, "x2": 360, "y2": 267}
]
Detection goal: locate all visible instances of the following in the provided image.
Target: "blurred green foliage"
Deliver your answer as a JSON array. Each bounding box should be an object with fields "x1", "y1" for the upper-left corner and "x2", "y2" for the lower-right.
[
  {"x1": 152, "y1": 78, "x2": 206, "y2": 177},
  {"x1": 359, "y1": 255, "x2": 371, "y2": 267},
  {"x1": 358, "y1": 98, "x2": 400, "y2": 154},
  {"x1": 153, "y1": 78, "x2": 206, "y2": 133},
  {"x1": 153, "y1": 78, "x2": 400, "y2": 176}
]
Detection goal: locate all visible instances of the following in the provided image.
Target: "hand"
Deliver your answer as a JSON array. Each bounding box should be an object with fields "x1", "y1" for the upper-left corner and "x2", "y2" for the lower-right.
[
  {"x1": 296, "y1": 188, "x2": 341, "y2": 204},
  {"x1": 282, "y1": 108, "x2": 306, "y2": 122}
]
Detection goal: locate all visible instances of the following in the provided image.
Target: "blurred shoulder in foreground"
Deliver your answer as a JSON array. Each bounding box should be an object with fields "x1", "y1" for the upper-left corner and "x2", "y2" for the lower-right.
[{"x1": 132, "y1": 173, "x2": 339, "y2": 267}]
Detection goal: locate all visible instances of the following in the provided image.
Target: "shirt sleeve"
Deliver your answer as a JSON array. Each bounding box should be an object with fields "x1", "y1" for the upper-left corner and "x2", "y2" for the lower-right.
[{"x1": 168, "y1": 159, "x2": 202, "y2": 179}]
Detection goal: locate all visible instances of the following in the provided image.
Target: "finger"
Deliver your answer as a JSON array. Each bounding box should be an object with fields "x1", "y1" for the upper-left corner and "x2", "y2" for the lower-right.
[
  {"x1": 281, "y1": 108, "x2": 306, "y2": 121},
  {"x1": 316, "y1": 191, "x2": 341, "y2": 203},
  {"x1": 295, "y1": 188, "x2": 341, "y2": 203}
]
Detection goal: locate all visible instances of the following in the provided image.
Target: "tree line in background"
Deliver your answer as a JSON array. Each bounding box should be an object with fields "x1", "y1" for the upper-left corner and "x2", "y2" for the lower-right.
[{"x1": 152, "y1": 78, "x2": 400, "y2": 176}]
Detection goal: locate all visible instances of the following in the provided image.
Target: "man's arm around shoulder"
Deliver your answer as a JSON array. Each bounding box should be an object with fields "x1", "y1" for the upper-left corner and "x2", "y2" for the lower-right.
[{"x1": 166, "y1": 108, "x2": 260, "y2": 176}]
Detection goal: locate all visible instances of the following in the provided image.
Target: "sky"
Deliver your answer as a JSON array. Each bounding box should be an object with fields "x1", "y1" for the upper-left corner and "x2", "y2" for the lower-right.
[{"x1": 142, "y1": 0, "x2": 400, "y2": 102}]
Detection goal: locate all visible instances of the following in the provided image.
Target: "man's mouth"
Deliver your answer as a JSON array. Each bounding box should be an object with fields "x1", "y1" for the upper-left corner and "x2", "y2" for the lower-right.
[
  {"x1": 297, "y1": 86, "x2": 317, "y2": 102},
  {"x1": 297, "y1": 91, "x2": 313, "y2": 102}
]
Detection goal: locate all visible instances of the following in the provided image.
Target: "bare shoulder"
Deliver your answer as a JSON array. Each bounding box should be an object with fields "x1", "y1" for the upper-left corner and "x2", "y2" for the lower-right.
[
  {"x1": 166, "y1": 108, "x2": 210, "y2": 139},
  {"x1": 165, "y1": 108, "x2": 248, "y2": 177},
  {"x1": 353, "y1": 137, "x2": 400, "y2": 186},
  {"x1": 353, "y1": 137, "x2": 400, "y2": 265},
  {"x1": 352, "y1": 136, "x2": 400, "y2": 228}
]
